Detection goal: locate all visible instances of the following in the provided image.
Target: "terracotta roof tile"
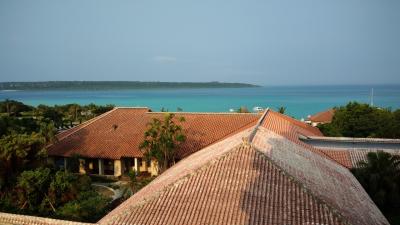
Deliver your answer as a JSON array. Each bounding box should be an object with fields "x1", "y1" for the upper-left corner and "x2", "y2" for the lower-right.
[
  {"x1": 259, "y1": 110, "x2": 346, "y2": 164},
  {"x1": 48, "y1": 109, "x2": 261, "y2": 159},
  {"x1": 100, "y1": 143, "x2": 346, "y2": 225},
  {"x1": 320, "y1": 150, "x2": 353, "y2": 168},
  {"x1": 101, "y1": 112, "x2": 388, "y2": 225},
  {"x1": 0, "y1": 212, "x2": 91, "y2": 225},
  {"x1": 344, "y1": 149, "x2": 400, "y2": 168},
  {"x1": 308, "y1": 108, "x2": 335, "y2": 123},
  {"x1": 252, "y1": 127, "x2": 388, "y2": 225}
]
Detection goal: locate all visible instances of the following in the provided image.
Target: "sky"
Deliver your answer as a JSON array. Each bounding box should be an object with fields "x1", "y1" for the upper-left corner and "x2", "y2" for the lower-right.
[{"x1": 0, "y1": 0, "x2": 399, "y2": 85}]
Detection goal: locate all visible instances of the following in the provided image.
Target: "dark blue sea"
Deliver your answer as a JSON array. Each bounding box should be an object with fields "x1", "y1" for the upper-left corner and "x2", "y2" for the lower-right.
[{"x1": 1, "y1": 85, "x2": 399, "y2": 119}]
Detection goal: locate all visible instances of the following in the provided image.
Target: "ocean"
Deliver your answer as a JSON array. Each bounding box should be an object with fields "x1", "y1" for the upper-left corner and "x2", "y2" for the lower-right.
[{"x1": 1, "y1": 85, "x2": 399, "y2": 119}]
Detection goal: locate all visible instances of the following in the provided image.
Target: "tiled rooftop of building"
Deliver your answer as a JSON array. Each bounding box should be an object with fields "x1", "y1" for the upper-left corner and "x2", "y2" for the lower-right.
[
  {"x1": 303, "y1": 135, "x2": 400, "y2": 144},
  {"x1": 99, "y1": 110, "x2": 388, "y2": 225},
  {"x1": 48, "y1": 108, "x2": 261, "y2": 159},
  {"x1": 301, "y1": 135, "x2": 400, "y2": 168},
  {"x1": 307, "y1": 108, "x2": 335, "y2": 123},
  {"x1": 0, "y1": 212, "x2": 91, "y2": 225}
]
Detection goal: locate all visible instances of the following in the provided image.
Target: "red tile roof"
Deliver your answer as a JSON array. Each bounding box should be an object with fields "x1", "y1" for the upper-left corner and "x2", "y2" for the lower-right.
[
  {"x1": 259, "y1": 110, "x2": 347, "y2": 164},
  {"x1": 308, "y1": 108, "x2": 335, "y2": 123},
  {"x1": 0, "y1": 212, "x2": 90, "y2": 225},
  {"x1": 100, "y1": 135, "x2": 347, "y2": 225},
  {"x1": 48, "y1": 108, "x2": 261, "y2": 159},
  {"x1": 252, "y1": 127, "x2": 388, "y2": 225},
  {"x1": 100, "y1": 112, "x2": 389, "y2": 225},
  {"x1": 320, "y1": 150, "x2": 353, "y2": 168},
  {"x1": 328, "y1": 148, "x2": 400, "y2": 168}
]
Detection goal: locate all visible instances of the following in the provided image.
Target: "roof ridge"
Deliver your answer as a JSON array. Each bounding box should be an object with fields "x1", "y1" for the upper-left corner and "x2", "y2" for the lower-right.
[
  {"x1": 250, "y1": 145, "x2": 350, "y2": 225},
  {"x1": 269, "y1": 109, "x2": 322, "y2": 135},
  {"x1": 258, "y1": 125, "x2": 347, "y2": 168},
  {"x1": 248, "y1": 108, "x2": 269, "y2": 143}
]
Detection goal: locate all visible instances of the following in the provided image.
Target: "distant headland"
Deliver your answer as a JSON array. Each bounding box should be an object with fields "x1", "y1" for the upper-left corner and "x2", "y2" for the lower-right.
[{"x1": 0, "y1": 81, "x2": 259, "y2": 90}]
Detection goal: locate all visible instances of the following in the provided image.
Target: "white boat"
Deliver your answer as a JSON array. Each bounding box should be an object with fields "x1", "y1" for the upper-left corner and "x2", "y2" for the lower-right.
[{"x1": 253, "y1": 106, "x2": 264, "y2": 112}]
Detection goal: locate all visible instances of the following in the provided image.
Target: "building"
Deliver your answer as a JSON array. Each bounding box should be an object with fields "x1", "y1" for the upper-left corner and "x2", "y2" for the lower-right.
[
  {"x1": 47, "y1": 107, "x2": 261, "y2": 176},
  {"x1": 302, "y1": 135, "x2": 400, "y2": 168},
  {"x1": 305, "y1": 108, "x2": 335, "y2": 126},
  {"x1": 0, "y1": 108, "x2": 391, "y2": 225}
]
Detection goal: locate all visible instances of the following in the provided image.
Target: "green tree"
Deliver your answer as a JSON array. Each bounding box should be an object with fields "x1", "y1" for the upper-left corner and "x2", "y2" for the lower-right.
[
  {"x1": 16, "y1": 167, "x2": 53, "y2": 212},
  {"x1": 39, "y1": 122, "x2": 57, "y2": 143},
  {"x1": 140, "y1": 113, "x2": 186, "y2": 173},
  {"x1": 56, "y1": 190, "x2": 110, "y2": 222},
  {"x1": 0, "y1": 133, "x2": 47, "y2": 189},
  {"x1": 48, "y1": 171, "x2": 76, "y2": 207},
  {"x1": 92, "y1": 104, "x2": 114, "y2": 116},
  {"x1": 352, "y1": 151, "x2": 400, "y2": 209},
  {"x1": 237, "y1": 106, "x2": 250, "y2": 113},
  {"x1": 40, "y1": 106, "x2": 64, "y2": 128},
  {"x1": 0, "y1": 99, "x2": 33, "y2": 116},
  {"x1": 277, "y1": 106, "x2": 286, "y2": 114},
  {"x1": 318, "y1": 102, "x2": 400, "y2": 138}
]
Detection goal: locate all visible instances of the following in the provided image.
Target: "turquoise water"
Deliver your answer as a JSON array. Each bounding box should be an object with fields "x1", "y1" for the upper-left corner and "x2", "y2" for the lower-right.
[{"x1": 1, "y1": 85, "x2": 399, "y2": 119}]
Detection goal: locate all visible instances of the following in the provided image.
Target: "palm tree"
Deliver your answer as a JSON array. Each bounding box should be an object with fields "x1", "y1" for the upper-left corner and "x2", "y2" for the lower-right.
[
  {"x1": 352, "y1": 151, "x2": 400, "y2": 209},
  {"x1": 277, "y1": 106, "x2": 286, "y2": 114}
]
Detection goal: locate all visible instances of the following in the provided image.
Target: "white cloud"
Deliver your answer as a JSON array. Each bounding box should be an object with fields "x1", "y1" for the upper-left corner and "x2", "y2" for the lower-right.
[{"x1": 153, "y1": 56, "x2": 177, "y2": 64}]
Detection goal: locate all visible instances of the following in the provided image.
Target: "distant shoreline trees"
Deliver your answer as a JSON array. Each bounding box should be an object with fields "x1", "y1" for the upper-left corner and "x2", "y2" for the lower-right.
[{"x1": 0, "y1": 81, "x2": 259, "y2": 91}]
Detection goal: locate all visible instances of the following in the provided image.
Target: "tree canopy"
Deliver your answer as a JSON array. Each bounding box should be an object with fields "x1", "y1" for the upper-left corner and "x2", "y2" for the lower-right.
[
  {"x1": 0, "y1": 100, "x2": 113, "y2": 222},
  {"x1": 318, "y1": 102, "x2": 400, "y2": 138},
  {"x1": 140, "y1": 113, "x2": 186, "y2": 173},
  {"x1": 351, "y1": 151, "x2": 400, "y2": 224}
]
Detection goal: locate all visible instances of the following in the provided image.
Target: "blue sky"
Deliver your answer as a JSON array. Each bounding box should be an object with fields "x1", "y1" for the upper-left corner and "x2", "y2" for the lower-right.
[{"x1": 0, "y1": 0, "x2": 399, "y2": 85}]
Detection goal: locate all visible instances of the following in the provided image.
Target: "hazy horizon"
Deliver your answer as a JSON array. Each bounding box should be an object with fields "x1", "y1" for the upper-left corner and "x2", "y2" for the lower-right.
[
  {"x1": 1, "y1": 0, "x2": 400, "y2": 85},
  {"x1": 0, "y1": 80, "x2": 400, "y2": 87}
]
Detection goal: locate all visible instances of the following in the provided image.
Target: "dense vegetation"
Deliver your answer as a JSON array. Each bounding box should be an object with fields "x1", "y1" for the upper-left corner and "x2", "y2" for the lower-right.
[
  {"x1": 0, "y1": 100, "x2": 114, "y2": 222},
  {"x1": 351, "y1": 152, "x2": 400, "y2": 225},
  {"x1": 318, "y1": 102, "x2": 400, "y2": 138},
  {"x1": 140, "y1": 113, "x2": 186, "y2": 173},
  {"x1": 0, "y1": 81, "x2": 258, "y2": 90}
]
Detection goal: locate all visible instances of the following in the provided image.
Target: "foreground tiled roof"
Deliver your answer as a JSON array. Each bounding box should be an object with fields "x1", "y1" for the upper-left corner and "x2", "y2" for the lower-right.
[
  {"x1": 99, "y1": 110, "x2": 389, "y2": 225},
  {"x1": 48, "y1": 108, "x2": 261, "y2": 159},
  {"x1": 349, "y1": 149, "x2": 400, "y2": 167},
  {"x1": 0, "y1": 212, "x2": 90, "y2": 225},
  {"x1": 308, "y1": 108, "x2": 335, "y2": 123},
  {"x1": 302, "y1": 136, "x2": 400, "y2": 168},
  {"x1": 319, "y1": 148, "x2": 400, "y2": 168},
  {"x1": 252, "y1": 127, "x2": 388, "y2": 225},
  {"x1": 99, "y1": 130, "x2": 347, "y2": 225}
]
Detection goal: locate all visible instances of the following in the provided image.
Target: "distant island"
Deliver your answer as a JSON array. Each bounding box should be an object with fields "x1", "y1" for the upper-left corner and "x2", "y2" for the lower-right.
[{"x1": 0, "y1": 81, "x2": 259, "y2": 90}]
